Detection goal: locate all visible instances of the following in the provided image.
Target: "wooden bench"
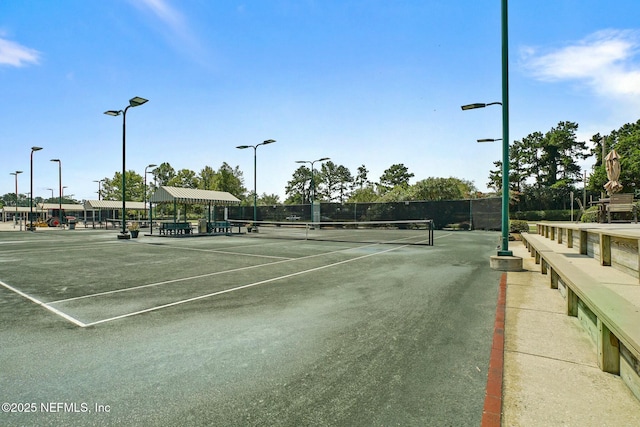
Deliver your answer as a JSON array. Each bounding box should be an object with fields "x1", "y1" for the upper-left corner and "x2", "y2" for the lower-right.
[
  {"x1": 607, "y1": 193, "x2": 637, "y2": 223},
  {"x1": 521, "y1": 232, "x2": 640, "y2": 393}
]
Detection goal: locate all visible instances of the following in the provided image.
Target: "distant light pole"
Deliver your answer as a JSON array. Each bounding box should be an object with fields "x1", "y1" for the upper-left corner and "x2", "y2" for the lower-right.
[
  {"x1": 144, "y1": 163, "x2": 157, "y2": 223},
  {"x1": 236, "y1": 139, "x2": 276, "y2": 223},
  {"x1": 93, "y1": 179, "x2": 104, "y2": 227},
  {"x1": 93, "y1": 179, "x2": 104, "y2": 200},
  {"x1": 460, "y1": 0, "x2": 512, "y2": 257},
  {"x1": 10, "y1": 171, "x2": 23, "y2": 230},
  {"x1": 46, "y1": 188, "x2": 54, "y2": 199},
  {"x1": 29, "y1": 146, "x2": 43, "y2": 231},
  {"x1": 104, "y1": 96, "x2": 149, "y2": 238},
  {"x1": 50, "y1": 158, "x2": 62, "y2": 224},
  {"x1": 295, "y1": 157, "x2": 330, "y2": 222}
]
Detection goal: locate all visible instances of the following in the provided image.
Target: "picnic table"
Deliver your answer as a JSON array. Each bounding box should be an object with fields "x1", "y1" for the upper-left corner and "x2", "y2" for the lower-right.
[{"x1": 206, "y1": 221, "x2": 247, "y2": 234}]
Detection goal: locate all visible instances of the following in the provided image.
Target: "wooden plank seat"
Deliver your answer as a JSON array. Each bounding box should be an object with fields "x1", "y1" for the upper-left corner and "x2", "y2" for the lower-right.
[{"x1": 520, "y1": 232, "x2": 640, "y2": 383}]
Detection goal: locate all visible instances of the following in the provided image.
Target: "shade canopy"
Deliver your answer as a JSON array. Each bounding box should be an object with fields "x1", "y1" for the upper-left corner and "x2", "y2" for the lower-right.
[
  {"x1": 149, "y1": 186, "x2": 241, "y2": 205},
  {"x1": 40, "y1": 202, "x2": 85, "y2": 211},
  {"x1": 83, "y1": 200, "x2": 146, "y2": 210}
]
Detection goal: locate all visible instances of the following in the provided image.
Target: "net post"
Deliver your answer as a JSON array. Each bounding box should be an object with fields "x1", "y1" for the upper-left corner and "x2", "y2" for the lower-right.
[{"x1": 429, "y1": 220, "x2": 434, "y2": 246}]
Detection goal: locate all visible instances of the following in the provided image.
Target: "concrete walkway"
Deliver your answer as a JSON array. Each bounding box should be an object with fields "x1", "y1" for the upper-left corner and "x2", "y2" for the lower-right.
[{"x1": 502, "y1": 241, "x2": 640, "y2": 426}]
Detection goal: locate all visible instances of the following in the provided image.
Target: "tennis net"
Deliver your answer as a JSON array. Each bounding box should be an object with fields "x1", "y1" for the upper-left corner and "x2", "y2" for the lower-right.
[{"x1": 227, "y1": 219, "x2": 434, "y2": 246}]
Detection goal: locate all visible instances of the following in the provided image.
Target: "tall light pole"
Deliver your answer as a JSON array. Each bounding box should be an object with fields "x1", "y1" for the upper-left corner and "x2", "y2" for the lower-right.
[
  {"x1": 29, "y1": 146, "x2": 43, "y2": 231},
  {"x1": 10, "y1": 171, "x2": 23, "y2": 230},
  {"x1": 144, "y1": 163, "x2": 157, "y2": 223},
  {"x1": 50, "y1": 158, "x2": 62, "y2": 225},
  {"x1": 295, "y1": 157, "x2": 330, "y2": 222},
  {"x1": 499, "y1": 0, "x2": 511, "y2": 256},
  {"x1": 104, "y1": 96, "x2": 149, "y2": 238},
  {"x1": 461, "y1": 0, "x2": 513, "y2": 258},
  {"x1": 236, "y1": 139, "x2": 276, "y2": 223}
]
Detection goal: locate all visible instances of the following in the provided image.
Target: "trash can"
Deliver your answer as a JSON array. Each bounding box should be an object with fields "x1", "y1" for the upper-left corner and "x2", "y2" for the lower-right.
[
  {"x1": 68, "y1": 220, "x2": 76, "y2": 230},
  {"x1": 198, "y1": 219, "x2": 207, "y2": 234}
]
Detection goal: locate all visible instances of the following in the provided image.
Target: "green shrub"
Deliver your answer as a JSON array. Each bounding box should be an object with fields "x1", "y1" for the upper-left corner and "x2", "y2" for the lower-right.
[
  {"x1": 510, "y1": 220, "x2": 530, "y2": 233},
  {"x1": 580, "y1": 206, "x2": 599, "y2": 223},
  {"x1": 511, "y1": 210, "x2": 573, "y2": 221}
]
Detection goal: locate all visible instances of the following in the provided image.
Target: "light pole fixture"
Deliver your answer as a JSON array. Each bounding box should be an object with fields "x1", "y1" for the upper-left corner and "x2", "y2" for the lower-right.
[
  {"x1": 46, "y1": 188, "x2": 54, "y2": 199},
  {"x1": 477, "y1": 138, "x2": 502, "y2": 143},
  {"x1": 461, "y1": 0, "x2": 512, "y2": 257},
  {"x1": 460, "y1": 102, "x2": 502, "y2": 110},
  {"x1": 104, "y1": 96, "x2": 149, "y2": 238},
  {"x1": 29, "y1": 146, "x2": 43, "y2": 231},
  {"x1": 145, "y1": 163, "x2": 157, "y2": 230},
  {"x1": 295, "y1": 157, "x2": 330, "y2": 222},
  {"x1": 50, "y1": 158, "x2": 62, "y2": 224},
  {"x1": 236, "y1": 139, "x2": 276, "y2": 224},
  {"x1": 10, "y1": 171, "x2": 23, "y2": 230}
]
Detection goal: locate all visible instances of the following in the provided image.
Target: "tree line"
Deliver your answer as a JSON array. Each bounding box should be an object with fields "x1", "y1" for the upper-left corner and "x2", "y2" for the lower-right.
[
  {"x1": 490, "y1": 119, "x2": 640, "y2": 213},
  {"x1": 95, "y1": 161, "x2": 478, "y2": 207},
  {"x1": 0, "y1": 160, "x2": 478, "y2": 208},
  {"x1": 3, "y1": 118, "x2": 640, "y2": 211}
]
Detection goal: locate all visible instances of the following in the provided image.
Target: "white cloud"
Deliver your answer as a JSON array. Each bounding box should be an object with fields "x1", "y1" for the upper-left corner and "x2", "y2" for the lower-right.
[
  {"x1": 132, "y1": 0, "x2": 207, "y2": 63},
  {"x1": 0, "y1": 37, "x2": 40, "y2": 67},
  {"x1": 137, "y1": 0, "x2": 186, "y2": 33},
  {"x1": 521, "y1": 29, "x2": 640, "y2": 97}
]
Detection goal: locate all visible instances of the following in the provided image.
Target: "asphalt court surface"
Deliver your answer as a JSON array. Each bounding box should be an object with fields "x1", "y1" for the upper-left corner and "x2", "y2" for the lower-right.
[{"x1": 0, "y1": 229, "x2": 435, "y2": 328}]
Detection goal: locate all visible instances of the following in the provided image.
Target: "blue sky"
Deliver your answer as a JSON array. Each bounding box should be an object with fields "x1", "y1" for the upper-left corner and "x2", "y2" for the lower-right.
[{"x1": 2, "y1": 0, "x2": 640, "y2": 202}]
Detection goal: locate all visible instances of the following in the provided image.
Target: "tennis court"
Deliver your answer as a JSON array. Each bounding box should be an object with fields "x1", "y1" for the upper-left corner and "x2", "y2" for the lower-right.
[
  {"x1": 0, "y1": 221, "x2": 434, "y2": 328},
  {"x1": 1, "y1": 225, "x2": 504, "y2": 426}
]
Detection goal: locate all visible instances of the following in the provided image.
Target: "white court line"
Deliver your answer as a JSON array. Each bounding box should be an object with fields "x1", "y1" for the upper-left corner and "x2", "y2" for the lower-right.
[
  {"x1": 435, "y1": 233, "x2": 453, "y2": 239},
  {"x1": 0, "y1": 279, "x2": 87, "y2": 327},
  {"x1": 83, "y1": 242, "x2": 419, "y2": 327},
  {"x1": 2, "y1": 241, "x2": 121, "y2": 255},
  {"x1": 48, "y1": 239, "x2": 390, "y2": 304},
  {"x1": 145, "y1": 243, "x2": 293, "y2": 260}
]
